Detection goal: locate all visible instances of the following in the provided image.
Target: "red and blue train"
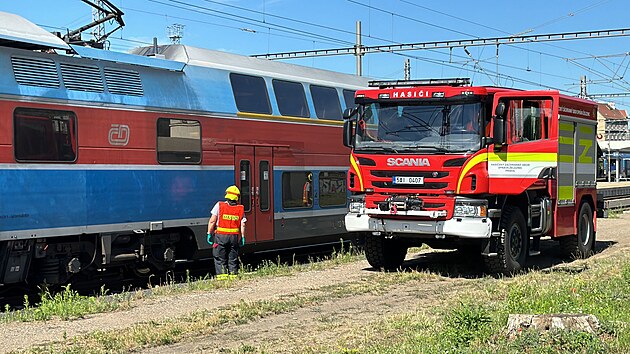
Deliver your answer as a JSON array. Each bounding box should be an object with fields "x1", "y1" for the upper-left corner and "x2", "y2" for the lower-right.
[{"x1": 0, "y1": 12, "x2": 368, "y2": 286}]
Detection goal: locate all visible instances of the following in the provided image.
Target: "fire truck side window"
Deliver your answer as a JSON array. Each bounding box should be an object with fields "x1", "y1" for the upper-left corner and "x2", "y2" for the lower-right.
[
  {"x1": 508, "y1": 99, "x2": 551, "y2": 143},
  {"x1": 14, "y1": 107, "x2": 77, "y2": 162}
]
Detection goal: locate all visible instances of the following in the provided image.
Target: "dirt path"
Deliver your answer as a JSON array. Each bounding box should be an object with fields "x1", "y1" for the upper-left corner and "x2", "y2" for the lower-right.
[{"x1": 2, "y1": 214, "x2": 629, "y2": 353}]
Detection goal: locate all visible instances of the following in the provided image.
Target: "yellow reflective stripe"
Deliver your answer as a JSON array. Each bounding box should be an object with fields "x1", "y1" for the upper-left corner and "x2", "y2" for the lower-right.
[
  {"x1": 578, "y1": 139, "x2": 593, "y2": 164},
  {"x1": 558, "y1": 136, "x2": 574, "y2": 145},
  {"x1": 456, "y1": 153, "x2": 487, "y2": 193},
  {"x1": 559, "y1": 122, "x2": 574, "y2": 132},
  {"x1": 559, "y1": 155, "x2": 574, "y2": 163},
  {"x1": 579, "y1": 126, "x2": 594, "y2": 134},
  {"x1": 217, "y1": 227, "x2": 239, "y2": 233},
  {"x1": 558, "y1": 186, "x2": 574, "y2": 201},
  {"x1": 488, "y1": 152, "x2": 557, "y2": 162},
  {"x1": 349, "y1": 154, "x2": 364, "y2": 191}
]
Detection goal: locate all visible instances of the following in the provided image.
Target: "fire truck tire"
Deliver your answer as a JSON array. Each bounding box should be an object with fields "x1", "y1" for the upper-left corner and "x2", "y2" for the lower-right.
[
  {"x1": 560, "y1": 202, "x2": 595, "y2": 259},
  {"x1": 365, "y1": 234, "x2": 407, "y2": 271},
  {"x1": 483, "y1": 205, "x2": 528, "y2": 274}
]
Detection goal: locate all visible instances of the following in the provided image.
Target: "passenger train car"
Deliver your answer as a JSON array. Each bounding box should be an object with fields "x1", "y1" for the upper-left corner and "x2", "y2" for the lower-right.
[{"x1": 0, "y1": 12, "x2": 368, "y2": 286}]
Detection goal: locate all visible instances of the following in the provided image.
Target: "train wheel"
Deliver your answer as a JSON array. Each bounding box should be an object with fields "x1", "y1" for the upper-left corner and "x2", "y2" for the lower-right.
[
  {"x1": 484, "y1": 205, "x2": 528, "y2": 274},
  {"x1": 365, "y1": 234, "x2": 407, "y2": 271},
  {"x1": 560, "y1": 203, "x2": 595, "y2": 259}
]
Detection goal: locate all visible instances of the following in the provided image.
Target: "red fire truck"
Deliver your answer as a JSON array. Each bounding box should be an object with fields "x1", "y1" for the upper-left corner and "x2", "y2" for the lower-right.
[{"x1": 342, "y1": 78, "x2": 598, "y2": 274}]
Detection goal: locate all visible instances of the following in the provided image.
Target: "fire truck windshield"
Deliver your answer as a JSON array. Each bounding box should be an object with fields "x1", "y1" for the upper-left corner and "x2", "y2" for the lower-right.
[{"x1": 355, "y1": 101, "x2": 483, "y2": 153}]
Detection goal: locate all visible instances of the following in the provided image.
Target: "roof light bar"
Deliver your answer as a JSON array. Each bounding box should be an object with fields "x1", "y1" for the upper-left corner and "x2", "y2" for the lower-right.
[{"x1": 368, "y1": 78, "x2": 471, "y2": 88}]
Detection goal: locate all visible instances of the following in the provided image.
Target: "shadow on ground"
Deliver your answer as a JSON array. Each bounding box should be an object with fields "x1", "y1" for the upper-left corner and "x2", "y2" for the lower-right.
[{"x1": 362, "y1": 239, "x2": 617, "y2": 279}]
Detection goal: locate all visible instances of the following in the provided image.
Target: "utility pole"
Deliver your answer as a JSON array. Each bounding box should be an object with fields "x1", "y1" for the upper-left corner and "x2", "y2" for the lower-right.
[
  {"x1": 579, "y1": 75, "x2": 588, "y2": 98},
  {"x1": 404, "y1": 59, "x2": 410, "y2": 80},
  {"x1": 91, "y1": 0, "x2": 106, "y2": 44},
  {"x1": 355, "y1": 21, "x2": 363, "y2": 76}
]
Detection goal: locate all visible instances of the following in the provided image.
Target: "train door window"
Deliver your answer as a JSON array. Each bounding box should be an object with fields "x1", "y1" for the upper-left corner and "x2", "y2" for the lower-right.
[
  {"x1": 282, "y1": 171, "x2": 313, "y2": 209},
  {"x1": 507, "y1": 99, "x2": 551, "y2": 143},
  {"x1": 14, "y1": 107, "x2": 77, "y2": 162},
  {"x1": 310, "y1": 85, "x2": 342, "y2": 120},
  {"x1": 272, "y1": 79, "x2": 309, "y2": 118},
  {"x1": 259, "y1": 161, "x2": 270, "y2": 211},
  {"x1": 230, "y1": 73, "x2": 272, "y2": 114},
  {"x1": 240, "y1": 160, "x2": 251, "y2": 212},
  {"x1": 318, "y1": 171, "x2": 346, "y2": 207},
  {"x1": 156, "y1": 118, "x2": 201, "y2": 164},
  {"x1": 343, "y1": 89, "x2": 357, "y2": 110}
]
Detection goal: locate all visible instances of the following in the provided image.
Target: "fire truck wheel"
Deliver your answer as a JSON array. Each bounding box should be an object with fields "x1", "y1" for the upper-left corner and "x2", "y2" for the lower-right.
[
  {"x1": 484, "y1": 205, "x2": 528, "y2": 274},
  {"x1": 365, "y1": 234, "x2": 407, "y2": 271},
  {"x1": 560, "y1": 202, "x2": 595, "y2": 259}
]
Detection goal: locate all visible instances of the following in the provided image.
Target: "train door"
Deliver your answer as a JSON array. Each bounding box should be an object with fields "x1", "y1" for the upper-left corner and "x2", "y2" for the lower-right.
[{"x1": 235, "y1": 146, "x2": 274, "y2": 242}]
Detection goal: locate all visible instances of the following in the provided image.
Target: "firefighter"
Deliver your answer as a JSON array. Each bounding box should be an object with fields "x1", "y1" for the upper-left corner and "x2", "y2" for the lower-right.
[
  {"x1": 302, "y1": 172, "x2": 313, "y2": 207},
  {"x1": 207, "y1": 185, "x2": 246, "y2": 279}
]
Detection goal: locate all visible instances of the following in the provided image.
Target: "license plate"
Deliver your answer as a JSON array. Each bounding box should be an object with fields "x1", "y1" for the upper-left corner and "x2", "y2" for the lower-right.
[{"x1": 392, "y1": 176, "x2": 424, "y2": 185}]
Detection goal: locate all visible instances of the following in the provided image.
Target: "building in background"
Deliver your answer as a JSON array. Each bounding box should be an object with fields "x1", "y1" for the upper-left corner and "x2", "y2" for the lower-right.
[{"x1": 596, "y1": 102, "x2": 630, "y2": 182}]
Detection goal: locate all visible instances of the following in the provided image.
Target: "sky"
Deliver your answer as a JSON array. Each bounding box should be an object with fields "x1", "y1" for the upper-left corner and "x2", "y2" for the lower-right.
[{"x1": 3, "y1": 0, "x2": 630, "y2": 111}]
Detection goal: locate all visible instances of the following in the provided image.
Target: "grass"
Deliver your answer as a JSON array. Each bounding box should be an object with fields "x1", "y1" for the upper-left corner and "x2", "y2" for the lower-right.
[
  {"x1": 1, "y1": 285, "x2": 130, "y2": 323},
  {"x1": 10, "y1": 240, "x2": 630, "y2": 353},
  {"x1": 1, "y1": 240, "x2": 362, "y2": 324},
  {"x1": 324, "y1": 251, "x2": 630, "y2": 354}
]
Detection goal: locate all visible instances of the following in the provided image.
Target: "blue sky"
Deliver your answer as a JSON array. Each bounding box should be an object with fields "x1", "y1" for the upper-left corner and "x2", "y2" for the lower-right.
[{"x1": 3, "y1": 0, "x2": 630, "y2": 110}]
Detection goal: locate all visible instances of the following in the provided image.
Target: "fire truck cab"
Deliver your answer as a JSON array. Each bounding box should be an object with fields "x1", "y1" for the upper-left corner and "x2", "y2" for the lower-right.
[{"x1": 343, "y1": 78, "x2": 598, "y2": 274}]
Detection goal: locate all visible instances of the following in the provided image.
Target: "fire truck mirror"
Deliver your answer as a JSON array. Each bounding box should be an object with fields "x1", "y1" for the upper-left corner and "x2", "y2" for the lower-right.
[
  {"x1": 343, "y1": 107, "x2": 358, "y2": 120},
  {"x1": 491, "y1": 102, "x2": 507, "y2": 148},
  {"x1": 495, "y1": 101, "x2": 506, "y2": 117},
  {"x1": 343, "y1": 119, "x2": 355, "y2": 148}
]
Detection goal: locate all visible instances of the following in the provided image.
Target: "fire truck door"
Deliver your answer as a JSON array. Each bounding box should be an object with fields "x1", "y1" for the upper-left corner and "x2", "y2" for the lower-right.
[{"x1": 235, "y1": 146, "x2": 274, "y2": 243}]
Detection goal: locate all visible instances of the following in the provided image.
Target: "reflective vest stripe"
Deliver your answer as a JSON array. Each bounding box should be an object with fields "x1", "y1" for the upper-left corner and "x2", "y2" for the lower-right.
[{"x1": 217, "y1": 226, "x2": 240, "y2": 233}]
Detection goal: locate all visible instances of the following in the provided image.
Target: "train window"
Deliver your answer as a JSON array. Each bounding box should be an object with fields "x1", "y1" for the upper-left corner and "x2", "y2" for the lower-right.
[
  {"x1": 230, "y1": 73, "x2": 272, "y2": 114},
  {"x1": 310, "y1": 85, "x2": 342, "y2": 120},
  {"x1": 318, "y1": 171, "x2": 346, "y2": 207},
  {"x1": 272, "y1": 79, "x2": 309, "y2": 118},
  {"x1": 14, "y1": 108, "x2": 77, "y2": 162},
  {"x1": 156, "y1": 118, "x2": 201, "y2": 164},
  {"x1": 240, "y1": 160, "x2": 251, "y2": 212},
  {"x1": 282, "y1": 171, "x2": 313, "y2": 209},
  {"x1": 259, "y1": 161, "x2": 270, "y2": 211},
  {"x1": 343, "y1": 89, "x2": 357, "y2": 110}
]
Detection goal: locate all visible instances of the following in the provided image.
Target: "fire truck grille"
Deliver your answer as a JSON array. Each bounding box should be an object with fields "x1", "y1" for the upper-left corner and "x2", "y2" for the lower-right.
[
  {"x1": 422, "y1": 203, "x2": 446, "y2": 208},
  {"x1": 372, "y1": 181, "x2": 448, "y2": 189},
  {"x1": 371, "y1": 171, "x2": 449, "y2": 178}
]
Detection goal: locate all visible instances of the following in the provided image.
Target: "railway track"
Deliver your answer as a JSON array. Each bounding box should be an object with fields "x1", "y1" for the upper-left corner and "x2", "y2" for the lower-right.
[
  {"x1": 597, "y1": 182, "x2": 630, "y2": 217},
  {"x1": 0, "y1": 243, "x2": 351, "y2": 312}
]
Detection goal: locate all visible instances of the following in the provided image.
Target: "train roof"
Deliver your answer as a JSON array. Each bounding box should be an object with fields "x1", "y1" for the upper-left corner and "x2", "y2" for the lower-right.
[
  {"x1": 0, "y1": 11, "x2": 70, "y2": 50},
  {"x1": 0, "y1": 12, "x2": 369, "y2": 118},
  {"x1": 130, "y1": 44, "x2": 367, "y2": 89}
]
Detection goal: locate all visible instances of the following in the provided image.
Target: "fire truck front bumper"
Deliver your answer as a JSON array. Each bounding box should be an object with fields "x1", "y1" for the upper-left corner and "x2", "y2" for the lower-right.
[{"x1": 345, "y1": 212, "x2": 492, "y2": 239}]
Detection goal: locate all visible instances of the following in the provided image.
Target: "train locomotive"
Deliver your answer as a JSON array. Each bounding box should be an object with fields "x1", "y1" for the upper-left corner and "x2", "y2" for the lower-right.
[{"x1": 0, "y1": 12, "x2": 368, "y2": 287}]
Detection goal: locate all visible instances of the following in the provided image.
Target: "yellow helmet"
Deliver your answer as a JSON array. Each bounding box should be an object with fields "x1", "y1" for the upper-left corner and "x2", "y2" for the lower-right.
[{"x1": 224, "y1": 185, "x2": 240, "y2": 201}]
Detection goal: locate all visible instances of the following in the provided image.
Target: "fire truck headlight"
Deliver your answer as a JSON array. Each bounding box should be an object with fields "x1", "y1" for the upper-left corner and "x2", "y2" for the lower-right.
[
  {"x1": 348, "y1": 201, "x2": 364, "y2": 213},
  {"x1": 453, "y1": 203, "x2": 487, "y2": 218}
]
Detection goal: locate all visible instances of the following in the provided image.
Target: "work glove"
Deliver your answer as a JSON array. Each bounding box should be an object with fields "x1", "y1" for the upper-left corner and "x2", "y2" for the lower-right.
[
  {"x1": 240, "y1": 236, "x2": 245, "y2": 247},
  {"x1": 207, "y1": 232, "x2": 213, "y2": 245}
]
